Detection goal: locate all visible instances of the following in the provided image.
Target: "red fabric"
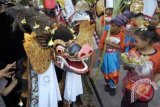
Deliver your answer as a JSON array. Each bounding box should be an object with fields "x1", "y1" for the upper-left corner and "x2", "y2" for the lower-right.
[
  {"x1": 100, "y1": 16, "x2": 105, "y2": 26},
  {"x1": 43, "y1": 0, "x2": 56, "y2": 9},
  {"x1": 98, "y1": 31, "x2": 107, "y2": 50},
  {"x1": 153, "y1": 43, "x2": 160, "y2": 51},
  {"x1": 98, "y1": 31, "x2": 125, "y2": 51}
]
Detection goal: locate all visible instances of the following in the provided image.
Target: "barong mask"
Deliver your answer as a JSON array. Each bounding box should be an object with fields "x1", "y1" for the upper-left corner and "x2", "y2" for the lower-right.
[
  {"x1": 24, "y1": 21, "x2": 94, "y2": 74},
  {"x1": 6, "y1": 6, "x2": 95, "y2": 74},
  {"x1": 43, "y1": 21, "x2": 95, "y2": 74}
]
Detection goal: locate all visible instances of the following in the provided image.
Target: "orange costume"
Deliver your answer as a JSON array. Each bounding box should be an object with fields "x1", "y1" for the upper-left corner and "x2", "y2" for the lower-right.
[
  {"x1": 121, "y1": 48, "x2": 160, "y2": 106},
  {"x1": 123, "y1": 48, "x2": 160, "y2": 91},
  {"x1": 99, "y1": 30, "x2": 125, "y2": 87}
]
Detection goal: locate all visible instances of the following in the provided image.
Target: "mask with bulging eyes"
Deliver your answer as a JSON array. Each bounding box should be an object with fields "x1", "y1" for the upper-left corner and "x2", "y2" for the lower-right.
[
  {"x1": 24, "y1": 21, "x2": 95, "y2": 75},
  {"x1": 51, "y1": 38, "x2": 93, "y2": 74}
]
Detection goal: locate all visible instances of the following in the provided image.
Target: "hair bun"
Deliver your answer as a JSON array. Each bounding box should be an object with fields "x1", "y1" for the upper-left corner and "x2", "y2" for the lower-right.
[{"x1": 147, "y1": 25, "x2": 156, "y2": 31}]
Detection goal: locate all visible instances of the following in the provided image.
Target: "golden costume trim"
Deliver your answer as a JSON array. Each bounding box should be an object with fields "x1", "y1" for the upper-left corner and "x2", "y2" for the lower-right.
[{"x1": 23, "y1": 32, "x2": 51, "y2": 74}]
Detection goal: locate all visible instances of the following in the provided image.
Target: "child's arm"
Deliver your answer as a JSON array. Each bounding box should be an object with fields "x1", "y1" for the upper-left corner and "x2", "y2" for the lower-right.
[
  {"x1": 106, "y1": 41, "x2": 121, "y2": 49},
  {"x1": 106, "y1": 33, "x2": 125, "y2": 50},
  {"x1": 1, "y1": 74, "x2": 17, "y2": 96}
]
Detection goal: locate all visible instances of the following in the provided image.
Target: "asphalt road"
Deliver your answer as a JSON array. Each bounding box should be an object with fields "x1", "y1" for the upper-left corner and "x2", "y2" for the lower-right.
[{"x1": 92, "y1": 66, "x2": 160, "y2": 107}]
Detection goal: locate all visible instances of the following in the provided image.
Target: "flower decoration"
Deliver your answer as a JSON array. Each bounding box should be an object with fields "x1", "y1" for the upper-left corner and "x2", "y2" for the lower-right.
[
  {"x1": 21, "y1": 18, "x2": 26, "y2": 24},
  {"x1": 68, "y1": 27, "x2": 75, "y2": 34},
  {"x1": 121, "y1": 52, "x2": 147, "y2": 65},
  {"x1": 44, "y1": 26, "x2": 50, "y2": 31},
  {"x1": 51, "y1": 27, "x2": 57, "y2": 35},
  {"x1": 33, "y1": 22, "x2": 40, "y2": 29},
  {"x1": 48, "y1": 38, "x2": 54, "y2": 46}
]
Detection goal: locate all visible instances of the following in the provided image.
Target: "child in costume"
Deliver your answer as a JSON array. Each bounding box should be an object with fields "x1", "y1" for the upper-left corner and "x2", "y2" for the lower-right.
[
  {"x1": 100, "y1": 8, "x2": 113, "y2": 27},
  {"x1": 98, "y1": 15, "x2": 125, "y2": 95},
  {"x1": 121, "y1": 26, "x2": 160, "y2": 107},
  {"x1": 123, "y1": 10, "x2": 135, "y2": 53}
]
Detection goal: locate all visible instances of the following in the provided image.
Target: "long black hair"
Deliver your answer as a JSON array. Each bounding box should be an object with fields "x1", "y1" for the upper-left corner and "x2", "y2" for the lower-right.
[{"x1": 134, "y1": 25, "x2": 159, "y2": 44}]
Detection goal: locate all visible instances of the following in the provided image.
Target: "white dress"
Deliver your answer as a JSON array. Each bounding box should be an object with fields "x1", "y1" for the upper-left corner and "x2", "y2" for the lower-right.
[
  {"x1": 38, "y1": 61, "x2": 62, "y2": 107},
  {"x1": 64, "y1": 71, "x2": 83, "y2": 103}
]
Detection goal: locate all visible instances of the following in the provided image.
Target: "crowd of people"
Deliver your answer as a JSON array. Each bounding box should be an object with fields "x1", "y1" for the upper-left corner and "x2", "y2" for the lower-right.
[
  {"x1": 0, "y1": 0, "x2": 160, "y2": 107},
  {"x1": 97, "y1": 1, "x2": 160, "y2": 107}
]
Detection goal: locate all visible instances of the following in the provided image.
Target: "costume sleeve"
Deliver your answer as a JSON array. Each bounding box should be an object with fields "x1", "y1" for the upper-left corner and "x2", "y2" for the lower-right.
[
  {"x1": 152, "y1": 58, "x2": 160, "y2": 73},
  {"x1": 98, "y1": 31, "x2": 107, "y2": 50}
]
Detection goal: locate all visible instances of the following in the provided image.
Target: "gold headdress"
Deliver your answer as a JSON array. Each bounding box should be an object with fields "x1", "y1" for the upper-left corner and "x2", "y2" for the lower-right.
[
  {"x1": 96, "y1": 0, "x2": 105, "y2": 15},
  {"x1": 75, "y1": 0, "x2": 90, "y2": 11},
  {"x1": 130, "y1": 0, "x2": 144, "y2": 13},
  {"x1": 23, "y1": 32, "x2": 51, "y2": 74},
  {"x1": 75, "y1": 21, "x2": 95, "y2": 47}
]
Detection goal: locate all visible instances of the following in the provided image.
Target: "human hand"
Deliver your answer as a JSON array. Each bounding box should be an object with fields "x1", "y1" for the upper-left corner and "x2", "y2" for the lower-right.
[
  {"x1": 11, "y1": 74, "x2": 18, "y2": 85},
  {"x1": 87, "y1": 69, "x2": 95, "y2": 78},
  {"x1": 87, "y1": 67, "x2": 93, "y2": 75},
  {"x1": 0, "y1": 71, "x2": 15, "y2": 78},
  {"x1": 4, "y1": 61, "x2": 16, "y2": 72},
  {"x1": 106, "y1": 40, "x2": 112, "y2": 45},
  {"x1": 0, "y1": 62, "x2": 16, "y2": 78}
]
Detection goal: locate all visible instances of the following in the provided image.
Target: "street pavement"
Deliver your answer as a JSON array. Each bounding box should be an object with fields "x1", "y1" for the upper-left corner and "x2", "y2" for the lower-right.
[{"x1": 92, "y1": 66, "x2": 160, "y2": 107}]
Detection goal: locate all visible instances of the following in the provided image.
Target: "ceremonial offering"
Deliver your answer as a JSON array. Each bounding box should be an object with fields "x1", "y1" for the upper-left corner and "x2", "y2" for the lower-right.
[{"x1": 121, "y1": 52, "x2": 147, "y2": 66}]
